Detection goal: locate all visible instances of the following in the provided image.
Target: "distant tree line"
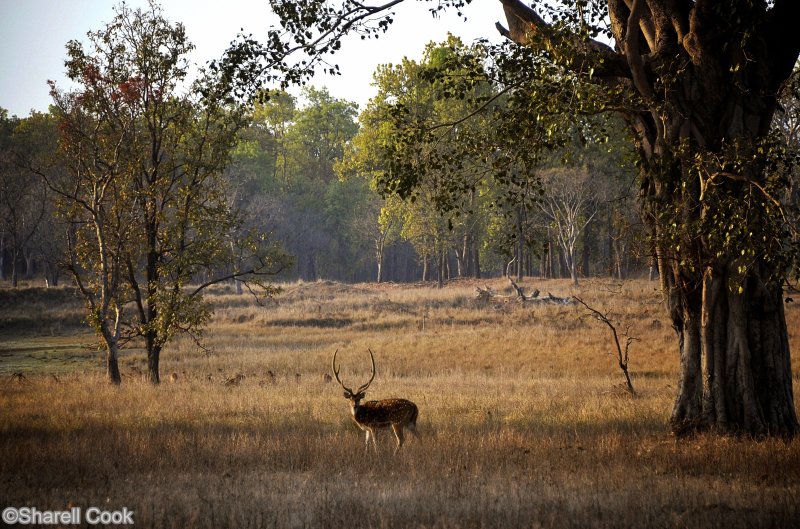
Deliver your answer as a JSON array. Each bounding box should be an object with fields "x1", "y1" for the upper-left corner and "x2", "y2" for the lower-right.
[{"x1": 3, "y1": 39, "x2": 795, "y2": 289}]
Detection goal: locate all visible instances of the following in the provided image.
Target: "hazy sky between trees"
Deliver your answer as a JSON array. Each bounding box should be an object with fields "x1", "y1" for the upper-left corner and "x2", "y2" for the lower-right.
[{"x1": 0, "y1": 0, "x2": 502, "y2": 117}]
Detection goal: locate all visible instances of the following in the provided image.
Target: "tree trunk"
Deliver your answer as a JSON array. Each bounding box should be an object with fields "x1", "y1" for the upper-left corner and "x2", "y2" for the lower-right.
[
  {"x1": 516, "y1": 210, "x2": 524, "y2": 281},
  {"x1": 473, "y1": 236, "x2": 481, "y2": 279},
  {"x1": 462, "y1": 229, "x2": 473, "y2": 278},
  {"x1": 100, "y1": 327, "x2": 122, "y2": 385},
  {"x1": 581, "y1": 231, "x2": 591, "y2": 278},
  {"x1": 540, "y1": 241, "x2": 548, "y2": 279},
  {"x1": 437, "y1": 249, "x2": 444, "y2": 288},
  {"x1": 569, "y1": 259, "x2": 578, "y2": 286},
  {"x1": 669, "y1": 264, "x2": 798, "y2": 437},
  {"x1": 23, "y1": 250, "x2": 35, "y2": 280},
  {"x1": 10, "y1": 247, "x2": 19, "y2": 287},
  {"x1": 607, "y1": 214, "x2": 614, "y2": 278},
  {"x1": 307, "y1": 253, "x2": 317, "y2": 281},
  {"x1": 456, "y1": 235, "x2": 466, "y2": 278},
  {"x1": 557, "y1": 248, "x2": 567, "y2": 279},
  {"x1": 648, "y1": 250, "x2": 657, "y2": 282},
  {"x1": 148, "y1": 343, "x2": 161, "y2": 385},
  {"x1": 0, "y1": 234, "x2": 5, "y2": 281},
  {"x1": 611, "y1": 237, "x2": 624, "y2": 280},
  {"x1": 376, "y1": 234, "x2": 385, "y2": 283},
  {"x1": 446, "y1": 249, "x2": 452, "y2": 280},
  {"x1": 106, "y1": 342, "x2": 121, "y2": 385}
]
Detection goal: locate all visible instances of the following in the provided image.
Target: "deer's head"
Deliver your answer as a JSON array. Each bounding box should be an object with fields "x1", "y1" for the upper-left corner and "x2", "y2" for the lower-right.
[{"x1": 332, "y1": 348, "x2": 376, "y2": 406}]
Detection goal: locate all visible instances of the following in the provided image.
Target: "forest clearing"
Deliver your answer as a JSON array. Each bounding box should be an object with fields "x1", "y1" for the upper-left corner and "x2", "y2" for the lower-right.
[
  {"x1": 2, "y1": 278, "x2": 798, "y2": 528},
  {"x1": 2, "y1": 1, "x2": 800, "y2": 527}
]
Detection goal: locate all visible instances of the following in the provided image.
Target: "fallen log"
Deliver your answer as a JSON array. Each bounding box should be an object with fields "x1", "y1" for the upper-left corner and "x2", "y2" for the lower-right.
[{"x1": 475, "y1": 278, "x2": 574, "y2": 305}]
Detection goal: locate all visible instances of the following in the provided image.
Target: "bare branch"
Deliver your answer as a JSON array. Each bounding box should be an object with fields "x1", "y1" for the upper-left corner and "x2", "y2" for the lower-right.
[{"x1": 573, "y1": 296, "x2": 636, "y2": 396}]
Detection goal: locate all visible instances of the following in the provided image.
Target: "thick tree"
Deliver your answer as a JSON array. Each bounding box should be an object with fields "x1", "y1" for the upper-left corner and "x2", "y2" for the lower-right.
[
  {"x1": 493, "y1": 0, "x2": 800, "y2": 437},
  {"x1": 224, "y1": 0, "x2": 800, "y2": 436}
]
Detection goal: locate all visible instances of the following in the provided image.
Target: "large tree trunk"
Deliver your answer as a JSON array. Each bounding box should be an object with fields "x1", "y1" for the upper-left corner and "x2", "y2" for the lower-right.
[
  {"x1": 648, "y1": 95, "x2": 800, "y2": 436},
  {"x1": 668, "y1": 262, "x2": 797, "y2": 436}
]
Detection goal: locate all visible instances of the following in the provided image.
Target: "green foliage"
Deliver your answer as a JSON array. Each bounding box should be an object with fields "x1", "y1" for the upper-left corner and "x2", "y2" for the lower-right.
[
  {"x1": 48, "y1": 1, "x2": 287, "y2": 379},
  {"x1": 229, "y1": 86, "x2": 375, "y2": 281},
  {"x1": 212, "y1": 0, "x2": 475, "y2": 100}
]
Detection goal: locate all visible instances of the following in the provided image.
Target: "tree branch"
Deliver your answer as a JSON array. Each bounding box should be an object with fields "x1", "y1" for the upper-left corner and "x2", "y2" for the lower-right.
[
  {"x1": 189, "y1": 260, "x2": 287, "y2": 298},
  {"x1": 624, "y1": 0, "x2": 654, "y2": 99},
  {"x1": 497, "y1": 0, "x2": 632, "y2": 80},
  {"x1": 573, "y1": 295, "x2": 637, "y2": 396}
]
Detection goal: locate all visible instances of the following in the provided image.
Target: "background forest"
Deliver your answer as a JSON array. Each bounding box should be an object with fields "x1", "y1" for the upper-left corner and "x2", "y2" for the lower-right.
[{"x1": 0, "y1": 39, "x2": 656, "y2": 289}]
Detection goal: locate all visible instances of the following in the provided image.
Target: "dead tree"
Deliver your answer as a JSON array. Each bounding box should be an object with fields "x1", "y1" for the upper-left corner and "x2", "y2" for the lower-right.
[
  {"x1": 573, "y1": 296, "x2": 636, "y2": 396},
  {"x1": 475, "y1": 277, "x2": 573, "y2": 305}
]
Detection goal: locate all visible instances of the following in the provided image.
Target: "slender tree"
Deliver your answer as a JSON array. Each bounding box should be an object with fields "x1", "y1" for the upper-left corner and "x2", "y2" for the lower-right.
[
  {"x1": 48, "y1": 1, "x2": 288, "y2": 385},
  {"x1": 538, "y1": 167, "x2": 597, "y2": 286}
]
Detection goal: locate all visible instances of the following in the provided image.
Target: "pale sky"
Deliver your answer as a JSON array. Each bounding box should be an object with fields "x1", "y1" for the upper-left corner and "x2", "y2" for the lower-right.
[{"x1": 0, "y1": 0, "x2": 505, "y2": 117}]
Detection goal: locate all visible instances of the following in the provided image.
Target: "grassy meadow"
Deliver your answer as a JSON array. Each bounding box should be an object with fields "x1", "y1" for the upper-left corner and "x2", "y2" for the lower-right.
[{"x1": 1, "y1": 278, "x2": 799, "y2": 528}]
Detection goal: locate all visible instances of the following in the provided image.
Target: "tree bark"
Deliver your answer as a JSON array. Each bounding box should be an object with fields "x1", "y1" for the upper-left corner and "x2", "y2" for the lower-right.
[
  {"x1": 669, "y1": 264, "x2": 797, "y2": 437},
  {"x1": 376, "y1": 233, "x2": 385, "y2": 283},
  {"x1": 148, "y1": 343, "x2": 161, "y2": 385},
  {"x1": 106, "y1": 342, "x2": 121, "y2": 385},
  {"x1": 100, "y1": 325, "x2": 122, "y2": 385}
]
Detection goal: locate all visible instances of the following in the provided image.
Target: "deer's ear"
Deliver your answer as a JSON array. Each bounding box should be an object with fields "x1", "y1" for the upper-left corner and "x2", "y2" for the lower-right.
[
  {"x1": 357, "y1": 392, "x2": 366, "y2": 400},
  {"x1": 343, "y1": 392, "x2": 350, "y2": 398}
]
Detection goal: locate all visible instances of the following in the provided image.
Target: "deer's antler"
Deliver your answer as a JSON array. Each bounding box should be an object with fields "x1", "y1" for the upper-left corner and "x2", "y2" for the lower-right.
[
  {"x1": 356, "y1": 348, "x2": 377, "y2": 394},
  {"x1": 332, "y1": 349, "x2": 355, "y2": 394}
]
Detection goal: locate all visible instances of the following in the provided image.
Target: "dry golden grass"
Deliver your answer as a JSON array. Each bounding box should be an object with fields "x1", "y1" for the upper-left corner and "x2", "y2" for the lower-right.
[{"x1": 1, "y1": 278, "x2": 799, "y2": 528}]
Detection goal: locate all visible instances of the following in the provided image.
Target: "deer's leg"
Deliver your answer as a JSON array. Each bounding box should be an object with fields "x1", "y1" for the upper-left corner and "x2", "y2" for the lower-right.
[
  {"x1": 407, "y1": 421, "x2": 421, "y2": 441},
  {"x1": 391, "y1": 424, "x2": 404, "y2": 455},
  {"x1": 364, "y1": 429, "x2": 371, "y2": 452}
]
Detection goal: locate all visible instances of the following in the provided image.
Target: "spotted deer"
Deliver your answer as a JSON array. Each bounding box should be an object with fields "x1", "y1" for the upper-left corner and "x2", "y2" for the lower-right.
[{"x1": 332, "y1": 348, "x2": 420, "y2": 454}]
